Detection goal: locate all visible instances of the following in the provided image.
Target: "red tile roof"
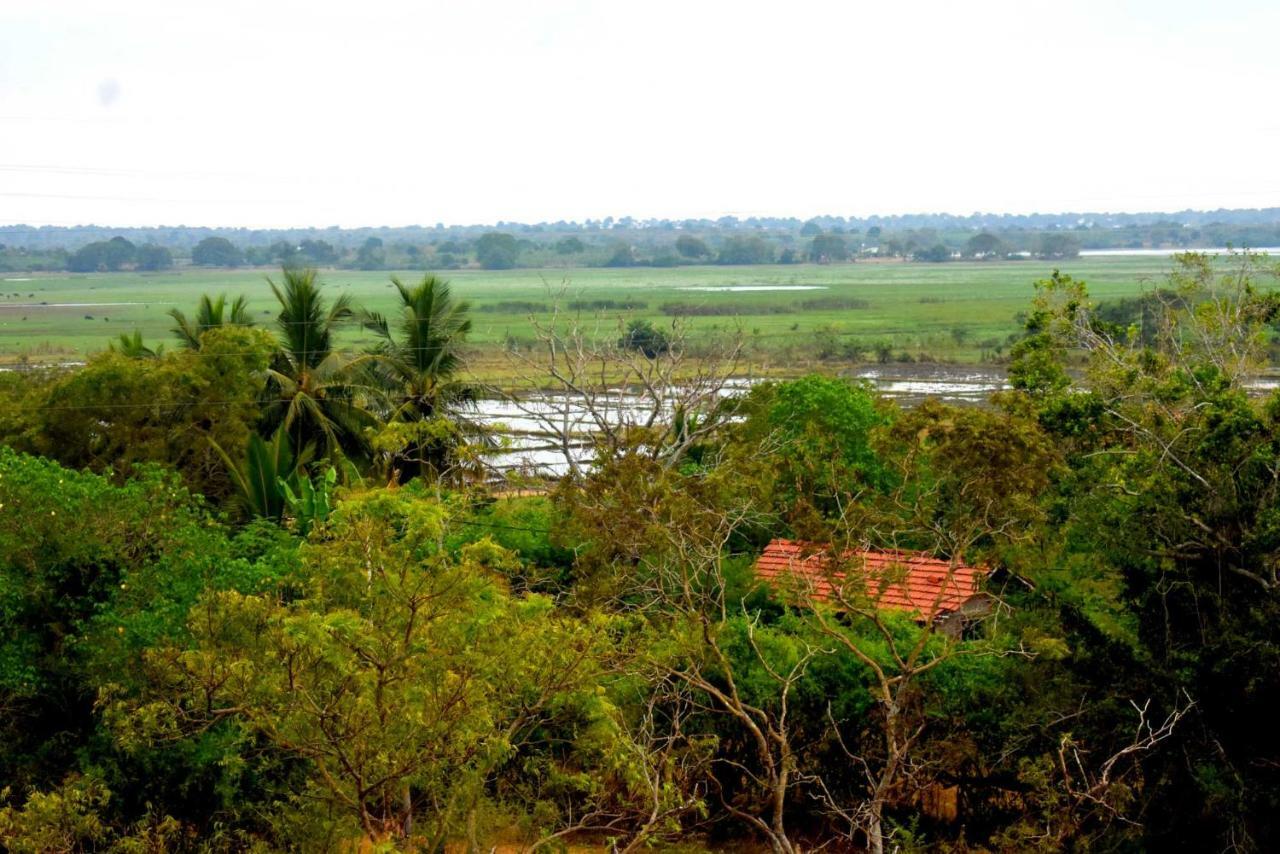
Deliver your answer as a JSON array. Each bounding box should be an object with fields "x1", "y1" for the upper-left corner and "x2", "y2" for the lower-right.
[{"x1": 754, "y1": 538, "x2": 987, "y2": 619}]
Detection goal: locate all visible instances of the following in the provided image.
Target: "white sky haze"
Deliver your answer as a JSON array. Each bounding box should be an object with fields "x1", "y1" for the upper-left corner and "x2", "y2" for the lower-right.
[{"x1": 1, "y1": 0, "x2": 1278, "y2": 227}]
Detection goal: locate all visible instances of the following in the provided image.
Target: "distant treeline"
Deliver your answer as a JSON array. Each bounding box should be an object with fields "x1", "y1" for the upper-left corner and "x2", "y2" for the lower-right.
[
  {"x1": 661, "y1": 297, "x2": 871, "y2": 316},
  {"x1": 3, "y1": 209, "x2": 1280, "y2": 272},
  {"x1": 472, "y1": 297, "x2": 876, "y2": 317}
]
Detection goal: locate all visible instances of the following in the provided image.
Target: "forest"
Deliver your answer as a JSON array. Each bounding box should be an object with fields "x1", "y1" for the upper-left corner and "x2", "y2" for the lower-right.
[{"x1": 1, "y1": 252, "x2": 1279, "y2": 852}]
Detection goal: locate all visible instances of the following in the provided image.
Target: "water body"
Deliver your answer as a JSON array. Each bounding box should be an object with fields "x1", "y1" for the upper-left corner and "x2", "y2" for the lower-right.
[{"x1": 848, "y1": 366, "x2": 1008, "y2": 405}]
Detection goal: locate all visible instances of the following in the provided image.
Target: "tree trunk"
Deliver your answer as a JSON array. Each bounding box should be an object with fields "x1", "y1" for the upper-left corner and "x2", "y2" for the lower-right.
[
  {"x1": 402, "y1": 785, "x2": 413, "y2": 841},
  {"x1": 868, "y1": 806, "x2": 885, "y2": 854}
]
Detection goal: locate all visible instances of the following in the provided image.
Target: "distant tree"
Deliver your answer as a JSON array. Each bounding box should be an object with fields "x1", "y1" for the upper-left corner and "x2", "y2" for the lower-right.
[
  {"x1": 618, "y1": 318, "x2": 670, "y2": 358},
  {"x1": 965, "y1": 232, "x2": 1005, "y2": 258},
  {"x1": 800, "y1": 221, "x2": 823, "y2": 237},
  {"x1": 103, "y1": 236, "x2": 137, "y2": 269},
  {"x1": 134, "y1": 244, "x2": 173, "y2": 271},
  {"x1": 268, "y1": 240, "x2": 300, "y2": 266},
  {"x1": 242, "y1": 245, "x2": 272, "y2": 265},
  {"x1": 809, "y1": 233, "x2": 850, "y2": 263},
  {"x1": 356, "y1": 236, "x2": 385, "y2": 270},
  {"x1": 913, "y1": 243, "x2": 952, "y2": 263},
  {"x1": 298, "y1": 239, "x2": 338, "y2": 265},
  {"x1": 65, "y1": 239, "x2": 103, "y2": 272},
  {"x1": 779, "y1": 247, "x2": 798, "y2": 264},
  {"x1": 554, "y1": 236, "x2": 585, "y2": 254},
  {"x1": 866, "y1": 225, "x2": 882, "y2": 240},
  {"x1": 716, "y1": 235, "x2": 774, "y2": 265},
  {"x1": 604, "y1": 243, "x2": 636, "y2": 268},
  {"x1": 190, "y1": 236, "x2": 243, "y2": 267},
  {"x1": 1035, "y1": 232, "x2": 1080, "y2": 259},
  {"x1": 67, "y1": 236, "x2": 136, "y2": 272},
  {"x1": 675, "y1": 235, "x2": 710, "y2": 259},
  {"x1": 475, "y1": 232, "x2": 519, "y2": 269}
]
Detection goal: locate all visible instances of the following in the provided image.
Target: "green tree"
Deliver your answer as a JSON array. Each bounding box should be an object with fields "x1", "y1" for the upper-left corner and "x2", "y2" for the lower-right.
[
  {"x1": 912, "y1": 242, "x2": 951, "y2": 262},
  {"x1": 191, "y1": 236, "x2": 243, "y2": 267},
  {"x1": 134, "y1": 243, "x2": 173, "y2": 271},
  {"x1": 355, "y1": 237, "x2": 385, "y2": 270},
  {"x1": 675, "y1": 235, "x2": 710, "y2": 259},
  {"x1": 731, "y1": 375, "x2": 890, "y2": 524},
  {"x1": 1035, "y1": 232, "x2": 1080, "y2": 259},
  {"x1": 0, "y1": 448, "x2": 273, "y2": 796},
  {"x1": 66, "y1": 237, "x2": 136, "y2": 272},
  {"x1": 34, "y1": 326, "x2": 275, "y2": 498},
  {"x1": 126, "y1": 490, "x2": 616, "y2": 848},
  {"x1": 965, "y1": 231, "x2": 1005, "y2": 258},
  {"x1": 716, "y1": 235, "x2": 774, "y2": 265},
  {"x1": 808, "y1": 233, "x2": 849, "y2": 263},
  {"x1": 298, "y1": 239, "x2": 338, "y2": 265},
  {"x1": 604, "y1": 243, "x2": 636, "y2": 267},
  {"x1": 1002, "y1": 252, "x2": 1280, "y2": 849},
  {"x1": 475, "y1": 232, "x2": 519, "y2": 269}
]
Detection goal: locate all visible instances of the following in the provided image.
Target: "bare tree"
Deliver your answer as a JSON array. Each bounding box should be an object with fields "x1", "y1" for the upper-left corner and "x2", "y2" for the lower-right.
[
  {"x1": 493, "y1": 288, "x2": 746, "y2": 478},
  {"x1": 1005, "y1": 692, "x2": 1197, "y2": 849},
  {"x1": 641, "y1": 520, "x2": 825, "y2": 854}
]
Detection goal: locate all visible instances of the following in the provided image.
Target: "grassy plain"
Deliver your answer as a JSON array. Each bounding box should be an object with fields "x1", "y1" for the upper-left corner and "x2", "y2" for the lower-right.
[{"x1": 0, "y1": 256, "x2": 1196, "y2": 371}]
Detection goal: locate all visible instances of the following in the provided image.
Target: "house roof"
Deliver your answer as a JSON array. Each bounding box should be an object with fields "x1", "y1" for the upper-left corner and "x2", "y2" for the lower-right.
[{"x1": 754, "y1": 538, "x2": 987, "y2": 619}]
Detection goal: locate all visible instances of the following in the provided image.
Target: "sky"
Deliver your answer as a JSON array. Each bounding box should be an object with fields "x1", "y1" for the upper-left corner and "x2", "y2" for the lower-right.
[{"x1": 1, "y1": 0, "x2": 1278, "y2": 228}]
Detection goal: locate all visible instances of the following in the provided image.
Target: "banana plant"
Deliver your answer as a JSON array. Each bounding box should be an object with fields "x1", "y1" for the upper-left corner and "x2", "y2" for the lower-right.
[
  {"x1": 213, "y1": 427, "x2": 312, "y2": 522},
  {"x1": 278, "y1": 466, "x2": 337, "y2": 535}
]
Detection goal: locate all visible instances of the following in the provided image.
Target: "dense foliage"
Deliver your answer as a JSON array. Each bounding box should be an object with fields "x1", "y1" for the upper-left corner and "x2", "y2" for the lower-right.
[{"x1": 1, "y1": 254, "x2": 1279, "y2": 851}]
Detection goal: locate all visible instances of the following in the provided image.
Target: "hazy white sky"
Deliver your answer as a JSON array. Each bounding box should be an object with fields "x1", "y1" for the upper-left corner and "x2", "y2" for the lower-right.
[{"x1": 2, "y1": 0, "x2": 1278, "y2": 228}]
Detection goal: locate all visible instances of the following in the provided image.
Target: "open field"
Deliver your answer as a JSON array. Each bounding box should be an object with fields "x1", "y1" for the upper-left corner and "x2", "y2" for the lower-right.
[{"x1": 0, "y1": 255, "x2": 1217, "y2": 367}]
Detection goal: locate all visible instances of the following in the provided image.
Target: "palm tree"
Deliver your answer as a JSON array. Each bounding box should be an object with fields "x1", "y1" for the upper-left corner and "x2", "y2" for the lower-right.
[
  {"x1": 362, "y1": 275, "x2": 482, "y2": 477},
  {"x1": 263, "y1": 267, "x2": 371, "y2": 460},
  {"x1": 110, "y1": 329, "x2": 163, "y2": 358},
  {"x1": 167, "y1": 293, "x2": 252, "y2": 349},
  {"x1": 363, "y1": 275, "x2": 474, "y2": 418}
]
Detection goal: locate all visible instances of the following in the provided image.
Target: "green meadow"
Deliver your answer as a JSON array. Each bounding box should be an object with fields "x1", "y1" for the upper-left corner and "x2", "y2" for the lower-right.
[{"x1": 0, "y1": 256, "x2": 1192, "y2": 368}]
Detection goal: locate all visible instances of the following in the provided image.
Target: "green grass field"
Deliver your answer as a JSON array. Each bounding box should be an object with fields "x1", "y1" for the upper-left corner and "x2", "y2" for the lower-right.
[{"x1": 0, "y1": 256, "x2": 1192, "y2": 367}]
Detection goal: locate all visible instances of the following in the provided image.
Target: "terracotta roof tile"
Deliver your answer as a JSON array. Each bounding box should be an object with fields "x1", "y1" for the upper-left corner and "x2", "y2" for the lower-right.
[{"x1": 754, "y1": 538, "x2": 987, "y2": 619}]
